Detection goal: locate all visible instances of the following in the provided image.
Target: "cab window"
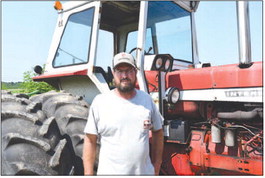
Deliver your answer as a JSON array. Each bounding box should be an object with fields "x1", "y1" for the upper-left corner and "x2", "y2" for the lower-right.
[{"x1": 53, "y1": 7, "x2": 95, "y2": 67}]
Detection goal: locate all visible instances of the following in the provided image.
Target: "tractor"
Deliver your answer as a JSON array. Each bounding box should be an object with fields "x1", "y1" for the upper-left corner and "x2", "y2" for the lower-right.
[{"x1": 2, "y1": 0, "x2": 262, "y2": 175}]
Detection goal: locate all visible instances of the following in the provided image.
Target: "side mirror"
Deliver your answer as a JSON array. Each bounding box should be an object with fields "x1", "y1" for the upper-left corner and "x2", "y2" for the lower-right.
[{"x1": 34, "y1": 65, "x2": 43, "y2": 75}]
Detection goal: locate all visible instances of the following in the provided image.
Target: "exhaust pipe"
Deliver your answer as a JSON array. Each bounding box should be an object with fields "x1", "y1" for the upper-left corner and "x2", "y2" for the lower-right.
[
  {"x1": 217, "y1": 108, "x2": 262, "y2": 120},
  {"x1": 236, "y1": 1, "x2": 252, "y2": 68}
]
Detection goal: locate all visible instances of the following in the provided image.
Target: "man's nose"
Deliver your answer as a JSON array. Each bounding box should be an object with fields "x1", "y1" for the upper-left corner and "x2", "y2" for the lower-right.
[{"x1": 120, "y1": 71, "x2": 129, "y2": 77}]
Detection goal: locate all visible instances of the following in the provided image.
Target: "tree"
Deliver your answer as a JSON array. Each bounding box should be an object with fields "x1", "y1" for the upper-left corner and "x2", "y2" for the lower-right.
[
  {"x1": 21, "y1": 66, "x2": 55, "y2": 94},
  {"x1": 1, "y1": 83, "x2": 8, "y2": 90}
]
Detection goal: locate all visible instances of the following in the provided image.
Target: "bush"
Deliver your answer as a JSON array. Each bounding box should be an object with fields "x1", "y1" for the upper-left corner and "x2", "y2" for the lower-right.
[
  {"x1": 1, "y1": 83, "x2": 8, "y2": 90},
  {"x1": 21, "y1": 67, "x2": 55, "y2": 94}
]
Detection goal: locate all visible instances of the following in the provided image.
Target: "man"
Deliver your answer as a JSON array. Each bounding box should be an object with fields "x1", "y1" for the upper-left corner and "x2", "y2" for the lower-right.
[{"x1": 83, "y1": 52, "x2": 164, "y2": 175}]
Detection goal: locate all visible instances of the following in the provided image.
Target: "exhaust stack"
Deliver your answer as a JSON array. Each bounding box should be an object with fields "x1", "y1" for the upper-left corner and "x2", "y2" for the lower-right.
[{"x1": 236, "y1": 1, "x2": 252, "y2": 67}]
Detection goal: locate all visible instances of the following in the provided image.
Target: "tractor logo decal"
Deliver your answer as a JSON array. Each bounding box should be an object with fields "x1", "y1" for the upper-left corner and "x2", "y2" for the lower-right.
[
  {"x1": 143, "y1": 120, "x2": 152, "y2": 130},
  {"x1": 225, "y1": 89, "x2": 262, "y2": 98}
]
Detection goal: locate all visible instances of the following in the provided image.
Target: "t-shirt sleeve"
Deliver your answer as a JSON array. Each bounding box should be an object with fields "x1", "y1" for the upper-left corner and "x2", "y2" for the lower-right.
[
  {"x1": 151, "y1": 100, "x2": 164, "y2": 131},
  {"x1": 84, "y1": 97, "x2": 99, "y2": 135}
]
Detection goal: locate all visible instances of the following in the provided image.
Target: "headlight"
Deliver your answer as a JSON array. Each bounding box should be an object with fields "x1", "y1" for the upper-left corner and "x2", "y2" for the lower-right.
[
  {"x1": 165, "y1": 87, "x2": 180, "y2": 104},
  {"x1": 164, "y1": 58, "x2": 172, "y2": 72},
  {"x1": 151, "y1": 54, "x2": 173, "y2": 72},
  {"x1": 155, "y1": 57, "x2": 163, "y2": 70}
]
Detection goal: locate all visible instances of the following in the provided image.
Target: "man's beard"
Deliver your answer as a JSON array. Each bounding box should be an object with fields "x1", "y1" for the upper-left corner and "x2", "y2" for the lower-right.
[{"x1": 116, "y1": 78, "x2": 136, "y2": 93}]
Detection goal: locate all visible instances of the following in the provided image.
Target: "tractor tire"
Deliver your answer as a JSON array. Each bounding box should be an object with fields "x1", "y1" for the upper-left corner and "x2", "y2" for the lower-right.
[
  {"x1": 30, "y1": 90, "x2": 99, "y2": 175},
  {"x1": 1, "y1": 91, "x2": 75, "y2": 175}
]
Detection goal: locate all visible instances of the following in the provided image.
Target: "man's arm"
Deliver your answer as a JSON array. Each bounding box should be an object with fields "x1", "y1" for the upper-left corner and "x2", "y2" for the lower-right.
[
  {"x1": 83, "y1": 134, "x2": 97, "y2": 175},
  {"x1": 151, "y1": 129, "x2": 164, "y2": 175}
]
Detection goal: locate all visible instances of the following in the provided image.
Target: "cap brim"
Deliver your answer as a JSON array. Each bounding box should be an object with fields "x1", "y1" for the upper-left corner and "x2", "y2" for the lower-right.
[{"x1": 113, "y1": 59, "x2": 136, "y2": 69}]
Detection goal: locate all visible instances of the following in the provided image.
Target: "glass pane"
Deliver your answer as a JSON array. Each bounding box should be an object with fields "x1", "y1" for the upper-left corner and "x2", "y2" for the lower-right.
[
  {"x1": 195, "y1": 2, "x2": 238, "y2": 66},
  {"x1": 147, "y1": 1, "x2": 193, "y2": 62},
  {"x1": 126, "y1": 28, "x2": 153, "y2": 57},
  {"x1": 95, "y1": 29, "x2": 114, "y2": 71},
  {"x1": 126, "y1": 31, "x2": 137, "y2": 55},
  {"x1": 53, "y1": 7, "x2": 95, "y2": 67}
]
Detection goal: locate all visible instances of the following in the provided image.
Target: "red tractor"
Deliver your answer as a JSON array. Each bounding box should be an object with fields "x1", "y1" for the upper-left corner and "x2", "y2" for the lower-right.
[{"x1": 2, "y1": 1, "x2": 262, "y2": 175}]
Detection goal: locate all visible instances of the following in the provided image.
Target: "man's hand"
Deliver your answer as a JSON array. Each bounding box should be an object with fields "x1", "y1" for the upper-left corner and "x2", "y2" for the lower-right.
[{"x1": 153, "y1": 161, "x2": 162, "y2": 175}]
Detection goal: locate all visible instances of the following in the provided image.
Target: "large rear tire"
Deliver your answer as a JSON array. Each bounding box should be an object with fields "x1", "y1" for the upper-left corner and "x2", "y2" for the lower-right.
[
  {"x1": 1, "y1": 91, "x2": 75, "y2": 175},
  {"x1": 30, "y1": 90, "x2": 98, "y2": 174}
]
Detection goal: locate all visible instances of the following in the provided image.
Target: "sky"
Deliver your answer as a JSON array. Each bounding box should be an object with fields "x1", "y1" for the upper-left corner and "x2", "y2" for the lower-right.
[
  {"x1": 2, "y1": 1, "x2": 57, "y2": 82},
  {"x1": 1, "y1": 1, "x2": 263, "y2": 82}
]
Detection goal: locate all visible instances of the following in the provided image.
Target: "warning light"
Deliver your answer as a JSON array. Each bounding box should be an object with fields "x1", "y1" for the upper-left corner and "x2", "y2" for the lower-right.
[{"x1": 54, "y1": 1, "x2": 63, "y2": 11}]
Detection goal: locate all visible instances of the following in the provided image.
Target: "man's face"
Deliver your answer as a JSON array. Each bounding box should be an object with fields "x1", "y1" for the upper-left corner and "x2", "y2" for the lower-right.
[{"x1": 113, "y1": 63, "x2": 137, "y2": 93}]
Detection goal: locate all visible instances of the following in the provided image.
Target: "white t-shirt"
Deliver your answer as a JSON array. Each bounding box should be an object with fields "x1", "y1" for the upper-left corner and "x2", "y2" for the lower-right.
[{"x1": 84, "y1": 89, "x2": 163, "y2": 175}]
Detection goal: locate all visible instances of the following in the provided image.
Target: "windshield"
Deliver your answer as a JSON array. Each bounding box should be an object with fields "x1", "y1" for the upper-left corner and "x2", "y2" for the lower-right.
[
  {"x1": 195, "y1": 1, "x2": 262, "y2": 66},
  {"x1": 146, "y1": 1, "x2": 193, "y2": 62},
  {"x1": 53, "y1": 7, "x2": 95, "y2": 67}
]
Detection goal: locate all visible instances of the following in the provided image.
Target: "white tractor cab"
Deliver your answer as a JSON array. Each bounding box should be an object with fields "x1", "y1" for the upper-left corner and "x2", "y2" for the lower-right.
[
  {"x1": 33, "y1": 1, "x2": 200, "y2": 105},
  {"x1": 33, "y1": 0, "x2": 257, "y2": 110}
]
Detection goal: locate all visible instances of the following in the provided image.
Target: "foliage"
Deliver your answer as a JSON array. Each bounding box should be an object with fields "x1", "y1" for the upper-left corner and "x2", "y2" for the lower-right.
[
  {"x1": 2, "y1": 65, "x2": 56, "y2": 95},
  {"x1": 1, "y1": 82, "x2": 22, "y2": 90},
  {"x1": 1, "y1": 83, "x2": 7, "y2": 90},
  {"x1": 21, "y1": 66, "x2": 55, "y2": 94}
]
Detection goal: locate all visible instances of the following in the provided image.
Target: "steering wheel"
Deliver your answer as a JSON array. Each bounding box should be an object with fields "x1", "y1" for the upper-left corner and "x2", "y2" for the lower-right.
[{"x1": 129, "y1": 47, "x2": 153, "y2": 55}]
